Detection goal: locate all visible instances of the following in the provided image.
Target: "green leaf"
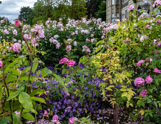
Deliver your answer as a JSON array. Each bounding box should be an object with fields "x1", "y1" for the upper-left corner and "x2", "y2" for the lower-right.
[
  {"x1": 22, "y1": 113, "x2": 35, "y2": 120},
  {"x1": 7, "y1": 91, "x2": 20, "y2": 101},
  {"x1": 41, "y1": 68, "x2": 52, "y2": 77},
  {"x1": 31, "y1": 97, "x2": 46, "y2": 104},
  {"x1": 0, "y1": 117, "x2": 8, "y2": 124},
  {"x1": 6, "y1": 74, "x2": 17, "y2": 83},
  {"x1": 32, "y1": 58, "x2": 39, "y2": 73},
  {"x1": 21, "y1": 67, "x2": 31, "y2": 74},
  {"x1": 19, "y1": 92, "x2": 33, "y2": 110}
]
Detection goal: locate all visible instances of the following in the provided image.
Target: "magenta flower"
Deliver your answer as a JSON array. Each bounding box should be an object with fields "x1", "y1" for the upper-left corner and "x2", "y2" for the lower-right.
[
  {"x1": 43, "y1": 110, "x2": 48, "y2": 116},
  {"x1": 0, "y1": 61, "x2": 3, "y2": 68},
  {"x1": 154, "y1": 68, "x2": 161, "y2": 73},
  {"x1": 134, "y1": 77, "x2": 145, "y2": 87},
  {"x1": 59, "y1": 58, "x2": 69, "y2": 64},
  {"x1": 67, "y1": 60, "x2": 75, "y2": 67},
  {"x1": 68, "y1": 117, "x2": 77, "y2": 124},
  {"x1": 12, "y1": 43, "x2": 21, "y2": 53},
  {"x1": 145, "y1": 75, "x2": 153, "y2": 84},
  {"x1": 15, "y1": 20, "x2": 22, "y2": 27},
  {"x1": 140, "y1": 89, "x2": 147, "y2": 97},
  {"x1": 136, "y1": 60, "x2": 145, "y2": 66},
  {"x1": 128, "y1": 5, "x2": 134, "y2": 11},
  {"x1": 23, "y1": 34, "x2": 30, "y2": 40},
  {"x1": 145, "y1": 25, "x2": 149, "y2": 28}
]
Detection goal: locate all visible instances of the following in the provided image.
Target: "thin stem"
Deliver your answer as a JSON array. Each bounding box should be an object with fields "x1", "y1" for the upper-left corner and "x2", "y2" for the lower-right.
[{"x1": 2, "y1": 64, "x2": 13, "y2": 123}]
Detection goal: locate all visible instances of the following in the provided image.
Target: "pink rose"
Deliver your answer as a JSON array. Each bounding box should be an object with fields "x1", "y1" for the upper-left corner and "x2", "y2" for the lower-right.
[
  {"x1": 15, "y1": 20, "x2": 22, "y2": 27},
  {"x1": 59, "y1": 58, "x2": 68, "y2": 64},
  {"x1": 12, "y1": 43, "x2": 21, "y2": 53},
  {"x1": 154, "y1": 68, "x2": 161, "y2": 73},
  {"x1": 67, "y1": 60, "x2": 75, "y2": 67},
  {"x1": 145, "y1": 75, "x2": 153, "y2": 84},
  {"x1": 68, "y1": 117, "x2": 77, "y2": 124},
  {"x1": 43, "y1": 110, "x2": 48, "y2": 116},
  {"x1": 0, "y1": 61, "x2": 3, "y2": 68},
  {"x1": 156, "y1": 19, "x2": 161, "y2": 23},
  {"x1": 145, "y1": 25, "x2": 149, "y2": 28},
  {"x1": 52, "y1": 115, "x2": 60, "y2": 123},
  {"x1": 140, "y1": 89, "x2": 147, "y2": 97},
  {"x1": 129, "y1": 5, "x2": 134, "y2": 11},
  {"x1": 134, "y1": 77, "x2": 145, "y2": 87},
  {"x1": 136, "y1": 60, "x2": 145, "y2": 66}
]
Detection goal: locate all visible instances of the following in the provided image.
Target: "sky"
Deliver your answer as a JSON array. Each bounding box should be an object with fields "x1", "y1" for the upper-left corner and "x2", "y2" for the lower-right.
[{"x1": 0, "y1": 0, "x2": 37, "y2": 23}]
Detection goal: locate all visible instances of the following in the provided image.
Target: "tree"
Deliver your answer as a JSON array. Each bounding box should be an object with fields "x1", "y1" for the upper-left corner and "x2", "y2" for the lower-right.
[
  {"x1": 96, "y1": 1, "x2": 106, "y2": 21},
  {"x1": 18, "y1": 6, "x2": 33, "y2": 25}
]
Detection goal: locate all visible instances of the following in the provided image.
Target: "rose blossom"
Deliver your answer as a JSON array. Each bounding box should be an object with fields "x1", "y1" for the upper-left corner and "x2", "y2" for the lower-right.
[
  {"x1": 15, "y1": 20, "x2": 22, "y2": 27},
  {"x1": 68, "y1": 117, "x2": 77, "y2": 124},
  {"x1": 67, "y1": 60, "x2": 75, "y2": 67},
  {"x1": 154, "y1": 68, "x2": 161, "y2": 73},
  {"x1": 4, "y1": 29, "x2": 9, "y2": 34},
  {"x1": 145, "y1": 75, "x2": 153, "y2": 84},
  {"x1": 145, "y1": 25, "x2": 149, "y2": 28},
  {"x1": 23, "y1": 34, "x2": 30, "y2": 40},
  {"x1": 43, "y1": 110, "x2": 48, "y2": 116},
  {"x1": 52, "y1": 115, "x2": 60, "y2": 124},
  {"x1": 136, "y1": 60, "x2": 145, "y2": 66},
  {"x1": 129, "y1": 5, "x2": 134, "y2": 11},
  {"x1": 0, "y1": 61, "x2": 3, "y2": 68},
  {"x1": 140, "y1": 89, "x2": 147, "y2": 97},
  {"x1": 12, "y1": 43, "x2": 21, "y2": 53},
  {"x1": 134, "y1": 77, "x2": 145, "y2": 87},
  {"x1": 59, "y1": 58, "x2": 68, "y2": 64}
]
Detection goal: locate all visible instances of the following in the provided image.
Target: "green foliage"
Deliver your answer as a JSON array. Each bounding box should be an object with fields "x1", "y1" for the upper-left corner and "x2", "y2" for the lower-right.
[{"x1": 96, "y1": 1, "x2": 106, "y2": 21}]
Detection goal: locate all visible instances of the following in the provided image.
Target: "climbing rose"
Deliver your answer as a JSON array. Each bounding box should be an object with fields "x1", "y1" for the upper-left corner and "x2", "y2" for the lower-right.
[
  {"x1": 43, "y1": 110, "x2": 48, "y2": 116},
  {"x1": 140, "y1": 89, "x2": 147, "y2": 97},
  {"x1": 59, "y1": 58, "x2": 68, "y2": 64},
  {"x1": 136, "y1": 60, "x2": 145, "y2": 66},
  {"x1": 134, "y1": 77, "x2": 145, "y2": 87},
  {"x1": 145, "y1": 75, "x2": 153, "y2": 84},
  {"x1": 15, "y1": 20, "x2": 22, "y2": 27},
  {"x1": 67, "y1": 60, "x2": 75, "y2": 67},
  {"x1": 12, "y1": 43, "x2": 21, "y2": 53},
  {"x1": 154, "y1": 68, "x2": 161, "y2": 73},
  {"x1": 129, "y1": 5, "x2": 134, "y2": 11},
  {"x1": 0, "y1": 61, "x2": 3, "y2": 68}
]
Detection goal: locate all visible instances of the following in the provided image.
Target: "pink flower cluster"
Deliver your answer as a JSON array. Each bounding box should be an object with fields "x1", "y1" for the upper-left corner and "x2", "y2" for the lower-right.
[
  {"x1": 0, "y1": 61, "x2": 3, "y2": 68},
  {"x1": 82, "y1": 45, "x2": 91, "y2": 53},
  {"x1": 59, "y1": 58, "x2": 75, "y2": 67},
  {"x1": 49, "y1": 37, "x2": 60, "y2": 49},
  {"x1": 134, "y1": 75, "x2": 153, "y2": 87},
  {"x1": 11, "y1": 43, "x2": 21, "y2": 53},
  {"x1": 52, "y1": 115, "x2": 60, "y2": 124},
  {"x1": 136, "y1": 60, "x2": 145, "y2": 66},
  {"x1": 153, "y1": 0, "x2": 161, "y2": 7},
  {"x1": 140, "y1": 89, "x2": 147, "y2": 97}
]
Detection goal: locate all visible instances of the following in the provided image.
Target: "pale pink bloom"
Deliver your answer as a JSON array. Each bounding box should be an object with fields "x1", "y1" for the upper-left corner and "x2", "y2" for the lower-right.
[
  {"x1": 43, "y1": 110, "x2": 48, "y2": 116},
  {"x1": 38, "y1": 30, "x2": 45, "y2": 38},
  {"x1": 15, "y1": 20, "x2": 22, "y2": 27},
  {"x1": 12, "y1": 43, "x2": 21, "y2": 53},
  {"x1": 84, "y1": 30, "x2": 89, "y2": 34},
  {"x1": 59, "y1": 58, "x2": 68, "y2": 64},
  {"x1": 129, "y1": 5, "x2": 134, "y2": 11},
  {"x1": 150, "y1": 58, "x2": 153, "y2": 62},
  {"x1": 145, "y1": 75, "x2": 153, "y2": 84},
  {"x1": 86, "y1": 38, "x2": 90, "y2": 42},
  {"x1": 73, "y1": 41, "x2": 77, "y2": 46},
  {"x1": 136, "y1": 60, "x2": 145, "y2": 66},
  {"x1": 4, "y1": 29, "x2": 9, "y2": 34},
  {"x1": 23, "y1": 34, "x2": 30, "y2": 40},
  {"x1": 157, "y1": 42, "x2": 161, "y2": 48},
  {"x1": 140, "y1": 35, "x2": 148, "y2": 42},
  {"x1": 13, "y1": 29, "x2": 17, "y2": 35},
  {"x1": 56, "y1": 42, "x2": 60, "y2": 49},
  {"x1": 32, "y1": 38, "x2": 36, "y2": 45},
  {"x1": 140, "y1": 89, "x2": 147, "y2": 97},
  {"x1": 54, "y1": 35, "x2": 59, "y2": 39},
  {"x1": 67, "y1": 60, "x2": 75, "y2": 67},
  {"x1": 52, "y1": 115, "x2": 60, "y2": 124},
  {"x1": 66, "y1": 45, "x2": 72, "y2": 52},
  {"x1": 134, "y1": 77, "x2": 145, "y2": 87},
  {"x1": 153, "y1": 0, "x2": 161, "y2": 7},
  {"x1": 0, "y1": 61, "x2": 3, "y2": 68},
  {"x1": 82, "y1": 45, "x2": 90, "y2": 53},
  {"x1": 101, "y1": 35, "x2": 105, "y2": 39},
  {"x1": 154, "y1": 68, "x2": 161, "y2": 73},
  {"x1": 91, "y1": 38, "x2": 95, "y2": 42},
  {"x1": 156, "y1": 19, "x2": 161, "y2": 23},
  {"x1": 91, "y1": 34, "x2": 94, "y2": 37},
  {"x1": 0, "y1": 20, "x2": 4, "y2": 23},
  {"x1": 104, "y1": 28, "x2": 109, "y2": 32},
  {"x1": 15, "y1": 111, "x2": 20, "y2": 115}
]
